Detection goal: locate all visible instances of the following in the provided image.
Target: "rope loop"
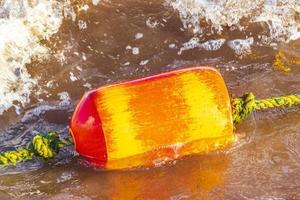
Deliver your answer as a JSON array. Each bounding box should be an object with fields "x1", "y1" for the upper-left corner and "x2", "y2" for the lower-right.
[
  {"x1": 28, "y1": 132, "x2": 62, "y2": 159},
  {"x1": 0, "y1": 132, "x2": 72, "y2": 166},
  {"x1": 232, "y1": 92, "x2": 256, "y2": 124}
]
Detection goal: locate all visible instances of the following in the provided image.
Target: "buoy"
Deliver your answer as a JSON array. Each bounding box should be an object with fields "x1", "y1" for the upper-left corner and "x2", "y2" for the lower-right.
[
  {"x1": 69, "y1": 67, "x2": 234, "y2": 169},
  {"x1": 1, "y1": 66, "x2": 298, "y2": 169}
]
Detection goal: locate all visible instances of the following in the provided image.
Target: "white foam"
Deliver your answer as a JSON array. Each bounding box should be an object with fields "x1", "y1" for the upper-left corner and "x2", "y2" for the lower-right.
[
  {"x1": 178, "y1": 37, "x2": 200, "y2": 54},
  {"x1": 146, "y1": 17, "x2": 159, "y2": 28},
  {"x1": 78, "y1": 4, "x2": 89, "y2": 12},
  {"x1": 200, "y1": 39, "x2": 226, "y2": 51},
  {"x1": 69, "y1": 72, "x2": 78, "y2": 82},
  {"x1": 0, "y1": 0, "x2": 73, "y2": 115},
  {"x1": 168, "y1": 0, "x2": 300, "y2": 42},
  {"x1": 178, "y1": 38, "x2": 225, "y2": 54},
  {"x1": 135, "y1": 32, "x2": 143, "y2": 40},
  {"x1": 83, "y1": 82, "x2": 92, "y2": 89},
  {"x1": 58, "y1": 92, "x2": 71, "y2": 107},
  {"x1": 78, "y1": 20, "x2": 87, "y2": 30},
  {"x1": 132, "y1": 47, "x2": 140, "y2": 55},
  {"x1": 92, "y1": 0, "x2": 101, "y2": 6},
  {"x1": 227, "y1": 37, "x2": 254, "y2": 56},
  {"x1": 169, "y1": 43, "x2": 176, "y2": 48},
  {"x1": 139, "y1": 59, "x2": 149, "y2": 66}
]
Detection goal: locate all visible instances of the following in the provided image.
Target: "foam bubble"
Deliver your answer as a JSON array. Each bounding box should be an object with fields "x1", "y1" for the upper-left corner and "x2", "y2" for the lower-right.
[
  {"x1": 135, "y1": 32, "x2": 143, "y2": 40},
  {"x1": 227, "y1": 37, "x2": 254, "y2": 56},
  {"x1": 78, "y1": 20, "x2": 87, "y2": 30},
  {"x1": 139, "y1": 59, "x2": 149, "y2": 66},
  {"x1": 132, "y1": 47, "x2": 140, "y2": 55},
  {"x1": 58, "y1": 92, "x2": 71, "y2": 107},
  {"x1": 200, "y1": 39, "x2": 226, "y2": 51},
  {"x1": 178, "y1": 37, "x2": 200, "y2": 54}
]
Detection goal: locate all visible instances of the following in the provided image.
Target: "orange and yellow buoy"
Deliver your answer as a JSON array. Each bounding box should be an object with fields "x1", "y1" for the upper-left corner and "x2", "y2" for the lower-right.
[{"x1": 70, "y1": 67, "x2": 234, "y2": 169}]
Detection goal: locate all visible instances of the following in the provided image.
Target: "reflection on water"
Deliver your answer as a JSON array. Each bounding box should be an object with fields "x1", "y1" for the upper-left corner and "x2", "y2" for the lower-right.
[
  {"x1": 0, "y1": 0, "x2": 299, "y2": 199},
  {"x1": 0, "y1": 154, "x2": 229, "y2": 199}
]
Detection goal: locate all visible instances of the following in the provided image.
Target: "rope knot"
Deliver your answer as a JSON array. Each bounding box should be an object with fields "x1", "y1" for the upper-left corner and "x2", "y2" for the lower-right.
[
  {"x1": 0, "y1": 132, "x2": 72, "y2": 166},
  {"x1": 232, "y1": 92, "x2": 256, "y2": 124},
  {"x1": 29, "y1": 132, "x2": 62, "y2": 159}
]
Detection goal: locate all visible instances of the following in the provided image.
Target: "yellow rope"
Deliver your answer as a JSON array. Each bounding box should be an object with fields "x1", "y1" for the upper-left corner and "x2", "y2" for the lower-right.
[
  {"x1": 232, "y1": 92, "x2": 300, "y2": 124},
  {"x1": 0, "y1": 148, "x2": 32, "y2": 166},
  {"x1": 0, "y1": 132, "x2": 72, "y2": 166}
]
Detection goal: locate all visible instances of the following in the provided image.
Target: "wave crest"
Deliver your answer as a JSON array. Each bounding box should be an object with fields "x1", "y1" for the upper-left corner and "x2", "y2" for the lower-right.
[
  {"x1": 169, "y1": 0, "x2": 300, "y2": 42},
  {"x1": 0, "y1": 0, "x2": 70, "y2": 114}
]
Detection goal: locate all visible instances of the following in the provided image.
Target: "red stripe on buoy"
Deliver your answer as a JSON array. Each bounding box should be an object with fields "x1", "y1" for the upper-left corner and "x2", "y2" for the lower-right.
[{"x1": 70, "y1": 90, "x2": 107, "y2": 166}]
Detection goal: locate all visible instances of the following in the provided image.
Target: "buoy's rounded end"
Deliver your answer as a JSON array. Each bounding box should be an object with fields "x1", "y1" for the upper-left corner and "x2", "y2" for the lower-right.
[{"x1": 70, "y1": 90, "x2": 107, "y2": 165}]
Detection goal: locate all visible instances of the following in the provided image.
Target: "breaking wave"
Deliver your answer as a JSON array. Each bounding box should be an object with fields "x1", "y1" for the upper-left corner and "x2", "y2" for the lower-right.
[
  {"x1": 168, "y1": 0, "x2": 300, "y2": 43},
  {"x1": 0, "y1": 0, "x2": 68, "y2": 114},
  {"x1": 1, "y1": 0, "x2": 300, "y2": 115}
]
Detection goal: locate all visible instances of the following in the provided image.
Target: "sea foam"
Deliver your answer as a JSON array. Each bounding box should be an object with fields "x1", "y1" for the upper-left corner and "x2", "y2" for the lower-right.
[{"x1": 0, "y1": 0, "x2": 70, "y2": 114}]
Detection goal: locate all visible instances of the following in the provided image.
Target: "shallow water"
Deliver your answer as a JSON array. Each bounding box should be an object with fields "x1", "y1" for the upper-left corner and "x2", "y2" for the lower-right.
[{"x1": 0, "y1": 0, "x2": 300, "y2": 199}]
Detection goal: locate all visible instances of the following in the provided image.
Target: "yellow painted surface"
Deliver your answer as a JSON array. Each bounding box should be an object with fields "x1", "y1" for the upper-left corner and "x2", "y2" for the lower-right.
[
  {"x1": 179, "y1": 72, "x2": 228, "y2": 140},
  {"x1": 94, "y1": 67, "x2": 234, "y2": 169},
  {"x1": 96, "y1": 86, "x2": 143, "y2": 159}
]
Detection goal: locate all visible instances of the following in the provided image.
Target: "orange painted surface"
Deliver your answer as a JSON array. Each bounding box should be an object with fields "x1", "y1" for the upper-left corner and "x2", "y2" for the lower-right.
[{"x1": 70, "y1": 67, "x2": 234, "y2": 169}]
